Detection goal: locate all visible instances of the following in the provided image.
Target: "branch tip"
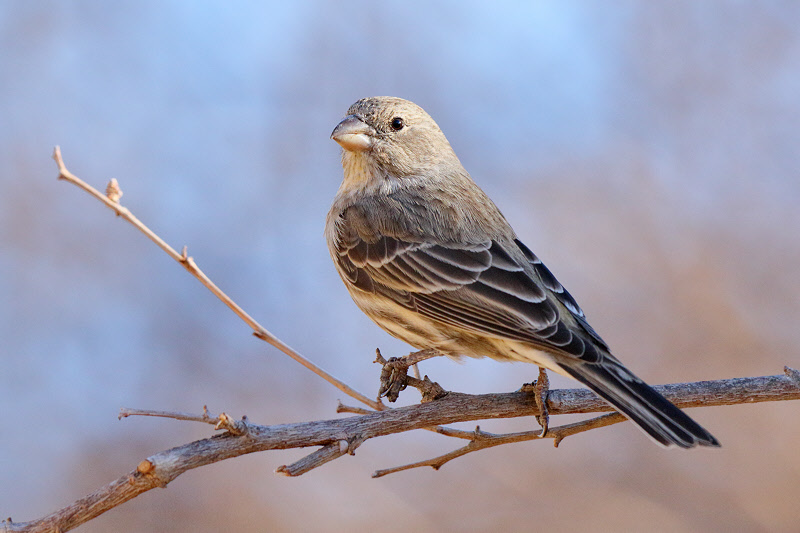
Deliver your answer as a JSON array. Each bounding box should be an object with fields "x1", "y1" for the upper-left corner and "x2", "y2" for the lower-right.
[
  {"x1": 52, "y1": 145, "x2": 64, "y2": 170},
  {"x1": 337, "y1": 402, "x2": 378, "y2": 415}
]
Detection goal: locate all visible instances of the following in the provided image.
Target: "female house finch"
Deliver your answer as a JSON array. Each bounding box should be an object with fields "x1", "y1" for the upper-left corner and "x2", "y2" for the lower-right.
[{"x1": 326, "y1": 96, "x2": 718, "y2": 448}]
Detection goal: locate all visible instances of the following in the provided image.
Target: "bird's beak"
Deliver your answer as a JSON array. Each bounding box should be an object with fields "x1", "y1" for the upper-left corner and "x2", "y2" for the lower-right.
[{"x1": 331, "y1": 115, "x2": 373, "y2": 152}]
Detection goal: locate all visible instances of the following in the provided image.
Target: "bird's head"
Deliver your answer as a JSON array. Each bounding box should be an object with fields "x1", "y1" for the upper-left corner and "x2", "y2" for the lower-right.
[{"x1": 331, "y1": 96, "x2": 461, "y2": 179}]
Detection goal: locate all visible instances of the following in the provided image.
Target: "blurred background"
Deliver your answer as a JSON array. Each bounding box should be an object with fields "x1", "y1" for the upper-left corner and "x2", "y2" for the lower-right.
[{"x1": 2, "y1": 1, "x2": 799, "y2": 531}]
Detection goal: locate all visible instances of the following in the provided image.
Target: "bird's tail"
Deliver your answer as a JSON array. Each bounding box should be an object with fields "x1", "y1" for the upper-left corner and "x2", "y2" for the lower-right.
[{"x1": 558, "y1": 360, "x2": 720, "y2": 448}]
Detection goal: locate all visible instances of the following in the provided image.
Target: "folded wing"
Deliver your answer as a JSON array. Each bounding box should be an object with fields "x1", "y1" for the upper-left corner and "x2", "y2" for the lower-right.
[{"x1": 335, "y1": 230, "x2": 606, "y2": 364}]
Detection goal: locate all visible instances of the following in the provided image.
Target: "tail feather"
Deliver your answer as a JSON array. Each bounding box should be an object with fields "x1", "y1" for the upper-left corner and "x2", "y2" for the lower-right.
[{"x1": 559, "y1": 361, "x2": 720, "y2": 448}]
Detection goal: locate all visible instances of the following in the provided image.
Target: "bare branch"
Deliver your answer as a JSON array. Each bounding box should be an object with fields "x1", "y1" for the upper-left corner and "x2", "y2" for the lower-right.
[
  {"x1": 373, "y1": 413, "x2": 624, "y2": 477},
  {"x1": 52, "y1": 147, "x2": 380, "y2": 411},
  {"x1": 6, "y1": 370, "x2": 800, "y2": 531},
  {"x1": 372, "y1": 366, "x2": 800, "y2": 475},
  {"x1": 336, "y1": 402, "x2": 375, "y2": 415},
  {"x1": 118, "y1": 407, "x2": 218, "y2": 426},
  {"x1": 276, "y1": 436, "x2": 365, "y2": 477},
  {"x1": 276, "y1": 442, "x2": 349, "y2": 477}
]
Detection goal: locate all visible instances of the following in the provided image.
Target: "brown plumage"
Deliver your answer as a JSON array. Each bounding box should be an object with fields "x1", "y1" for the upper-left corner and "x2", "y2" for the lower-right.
[{"x1": 326, "y1": 96, "x2": 719, "y2": 448}]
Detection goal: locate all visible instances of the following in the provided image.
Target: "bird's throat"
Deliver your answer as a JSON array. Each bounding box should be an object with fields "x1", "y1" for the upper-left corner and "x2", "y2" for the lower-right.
[{"x1": 340, "y1": 151, "x2": 381, "y2": 192}]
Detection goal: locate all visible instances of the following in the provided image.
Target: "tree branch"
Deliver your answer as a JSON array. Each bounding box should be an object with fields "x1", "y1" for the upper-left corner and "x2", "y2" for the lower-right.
[
  {"x1": 5, "y1": 369, "x2": 800, "y2": 532},
  {"x1": 51, "y1": 146, "x2": 382, "y2": 411},
  {"x1": 372, "y1": 414, "x2": 625, "y2": 478}
]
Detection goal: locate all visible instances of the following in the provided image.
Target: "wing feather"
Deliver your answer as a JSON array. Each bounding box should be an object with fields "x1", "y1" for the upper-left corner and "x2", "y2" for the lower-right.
[
  {"x1": 514, "y1": 238, "x2": 609, "y2": 350},
  {"x1": 334, "y1": 229, "x2": 603, "y2": 362}
]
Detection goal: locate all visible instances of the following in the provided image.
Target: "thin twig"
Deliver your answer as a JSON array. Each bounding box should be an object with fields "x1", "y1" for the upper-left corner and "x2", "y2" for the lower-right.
[
  {"x1": 336, "y1": 402, "x2": 375, "y2": 415},
  {"x1": 52, "y1": 147, "x2": 380, "y2": 411},
  {"x1": 118, "y1": 407, "x2": 217, "y2": 425},
  {"x1": 373, "y1": 413, "x2": 624, "y2": 477},
  {"x1": 277, "y1": 435, "x2": 365, "y2": 476},
  {"x1": 276, "y1": 442, "x2": 349, "y2": 477}
]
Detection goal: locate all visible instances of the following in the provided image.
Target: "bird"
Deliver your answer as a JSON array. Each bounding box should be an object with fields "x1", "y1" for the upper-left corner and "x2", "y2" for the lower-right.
[{"x1": 325, "y1": 96, "x2": 719, "y2": 448}]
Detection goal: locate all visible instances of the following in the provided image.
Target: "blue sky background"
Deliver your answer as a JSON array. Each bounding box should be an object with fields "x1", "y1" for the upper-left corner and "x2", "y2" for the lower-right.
[{"x1": 2, "y1": 2, "x2": 800, "y2": 531}]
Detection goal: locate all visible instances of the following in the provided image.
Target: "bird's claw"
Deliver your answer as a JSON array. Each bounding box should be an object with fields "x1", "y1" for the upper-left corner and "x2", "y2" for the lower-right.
[
  {"x1": 534, "y1": 366, "x2": 550, "y2": 437},
  {"x1": 375, "y1": 348, "x2": 447, "y2": 403},
  {"x1": 377, "y1": 355, "x2": 409, "y2": 402}
]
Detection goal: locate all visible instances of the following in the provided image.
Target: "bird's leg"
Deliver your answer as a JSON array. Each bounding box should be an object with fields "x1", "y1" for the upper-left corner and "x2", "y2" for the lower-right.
[
  {"x1": 375, "y1": 349, "x2": 408, "y2": 402},
  {"x1": 534, "y1": 366, "x2": 550, "y2": 437},
  {"x1": 375, "y1": 348, "x2": 446, "y2": 402}
]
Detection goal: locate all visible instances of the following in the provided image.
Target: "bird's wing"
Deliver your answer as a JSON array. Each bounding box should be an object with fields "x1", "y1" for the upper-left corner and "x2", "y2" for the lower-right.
[
  {"x1": 335, "y1": 230, "x2": 608, "y2": 363},
  {"x1": 513, "y1": 239, "x2": 609, "y2": 351}
]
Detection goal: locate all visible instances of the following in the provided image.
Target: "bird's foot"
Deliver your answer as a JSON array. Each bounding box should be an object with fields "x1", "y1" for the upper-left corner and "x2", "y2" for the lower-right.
[
  {"x1": 521, "y1": 367, "x2": 550, "y2": 437},
  {"x1": 375, "y1": 349, "x2": 409, "y2": 402},
  {"x1": 375, "y1": 348, "x2": 447, "y2": 403}
]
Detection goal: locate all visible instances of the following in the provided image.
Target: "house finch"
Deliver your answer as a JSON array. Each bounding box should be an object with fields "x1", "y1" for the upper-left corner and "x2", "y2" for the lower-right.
[{"x1": 326, "y1": 96, "x2": 719, "y2": 448}]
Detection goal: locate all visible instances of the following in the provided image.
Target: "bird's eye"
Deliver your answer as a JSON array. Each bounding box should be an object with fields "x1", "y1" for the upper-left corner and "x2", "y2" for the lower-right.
[{"x1": 390, "y1": 117, "x2": 404, "y2": 131}]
